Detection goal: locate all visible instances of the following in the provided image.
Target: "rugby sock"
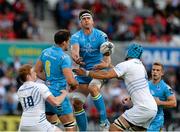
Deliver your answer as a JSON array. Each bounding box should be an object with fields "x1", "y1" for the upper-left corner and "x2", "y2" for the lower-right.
[
  {"x1": 75, "y1": 109, "x2": 88, "y2": 131},
  {"x1": 92, "y1": 93, "x2": 107, "y2": 122}
]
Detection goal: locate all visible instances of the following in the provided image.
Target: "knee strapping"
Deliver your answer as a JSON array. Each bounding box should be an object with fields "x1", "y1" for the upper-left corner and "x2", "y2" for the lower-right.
[
  {"x1": 63, "y1": 121, "x2": 77, "y2": 128},
  {"x1": 68, "y1": 92, "x2": 86, "y2": 104},
  {"x1": 113, "y1": 118, "x2": 128, "y2": 131},
  {"x1": 89, "y1": 79, "x2": 104, "y2": 89}
]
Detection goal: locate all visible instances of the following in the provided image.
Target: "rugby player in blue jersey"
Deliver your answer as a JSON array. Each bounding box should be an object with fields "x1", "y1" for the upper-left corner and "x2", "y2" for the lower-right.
[
  {"x1": 35, "y1": 29, "x2": 78, "y2": 131},
  {"x1": 70, "y1": 10, "x2": 112, "y2": 131},
  {"x1": 148, "y1": 62, "x2": 177, "y2": 131}
]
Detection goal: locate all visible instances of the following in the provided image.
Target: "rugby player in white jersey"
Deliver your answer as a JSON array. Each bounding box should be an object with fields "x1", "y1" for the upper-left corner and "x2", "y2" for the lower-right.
[
  {"x1": 73, "y1": 43, "x2": 158, "y2": 131},
  {"x1": 17, "y1": 64, "x2": 67, "y2": 131}
]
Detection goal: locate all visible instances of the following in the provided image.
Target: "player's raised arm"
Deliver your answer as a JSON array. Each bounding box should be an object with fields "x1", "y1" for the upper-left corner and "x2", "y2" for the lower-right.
[{"x1": 70, "y1": 36, "x2": 85, "y2": 66}]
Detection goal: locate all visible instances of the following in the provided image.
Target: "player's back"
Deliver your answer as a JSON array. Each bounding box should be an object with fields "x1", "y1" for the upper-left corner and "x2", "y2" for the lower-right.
[
  {"x1": 116, "y1": 59, "x2": 157, "y2": 110},
  {"x1": 40, "y1": 45, "x2": 71, "y2": 90},
  {"x1": 17, "y1": 81, "x2": 49, "y2": 126}
]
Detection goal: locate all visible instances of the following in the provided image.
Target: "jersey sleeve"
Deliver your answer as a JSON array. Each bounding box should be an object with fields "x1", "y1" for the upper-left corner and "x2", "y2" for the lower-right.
[
  {"x1": 38, "y1": 49, "x2": 45, "y2": 61},
  {"x1": 113, "y1": 61, "x2": 128, "y2": 77},
  {"x1": 39, "y1": 84, "x2": 52, "y2": 100},
  {"x1": 164, "y1": 84, "x2": 174, "y2": 98},
  {"x1": 70, "y1": 34, "x2": 79, "y2": 46},
  {"x1": 61, "y1": 54, "x2": 72, "y2": 69},
  {"x1": 99, "y1": 32, "x2": 108, "y2": 45}
]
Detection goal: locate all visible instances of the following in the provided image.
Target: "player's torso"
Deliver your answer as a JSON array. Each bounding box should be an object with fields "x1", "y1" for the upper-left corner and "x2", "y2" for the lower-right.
[
  {"x1": 123, "y1": 59, "x2": 157, "y2": 109},
  {"x1": 149, "y1": 80, "x2": 167, "y2": 101},
  {"x1": 77, "y1": 29, "x2": 104, "y2": 70},
  {"x1": 124, "y1": 59, "x2": 148, "y2": 94},
  {"x1": 17, "y1": 82, "x2": 46, "y2": 126},
  {"x1": 41, "y1": 46, "x2": 68, "y2": 89},
  {"x1": 149, "y1": 80, "x2": 168, "y2": 115}
]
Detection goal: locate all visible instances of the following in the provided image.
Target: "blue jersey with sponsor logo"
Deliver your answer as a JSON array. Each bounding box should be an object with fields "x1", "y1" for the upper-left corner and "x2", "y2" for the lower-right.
[
  {"x1": 148, "y1": 80, "x2": 173, "y2": 131},
  {"x1": 39, "y1": 45, "x2": 72, "y2": 90},
  {"x1": 70, "y1": 28, "x2": 108, "y2": 70}
]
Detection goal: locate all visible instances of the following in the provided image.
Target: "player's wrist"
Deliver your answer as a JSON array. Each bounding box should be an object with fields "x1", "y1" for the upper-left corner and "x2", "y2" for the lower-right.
[{"x1": 85, "y1": 71, "x2": 90, "y2": 76}]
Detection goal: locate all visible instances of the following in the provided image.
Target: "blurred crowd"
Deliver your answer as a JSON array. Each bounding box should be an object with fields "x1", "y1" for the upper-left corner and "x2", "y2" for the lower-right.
[
  {"x1": 0, "y1": 0, "x2": 180, "y2": 131},
  {"x1": 50, "y1": 0, "x2": 180, "y2": 44},
  {"x1": 0, "y1": 57, "x2": 180, "y2": 130},
  {"x1": 0, "y1": 0, "x2": 43, "y2": 40},
  {"x1": 0, "y1": 0, "x2": 180, "y2": 44}
]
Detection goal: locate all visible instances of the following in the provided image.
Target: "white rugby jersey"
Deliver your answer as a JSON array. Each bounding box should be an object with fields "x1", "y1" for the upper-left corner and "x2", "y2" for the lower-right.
[
  {"x1": 113, "y1": 59, "x2": 157, "y2": 110},
  {"x1": 17, "y1": 81, "x2": 51, "y2": 126}
]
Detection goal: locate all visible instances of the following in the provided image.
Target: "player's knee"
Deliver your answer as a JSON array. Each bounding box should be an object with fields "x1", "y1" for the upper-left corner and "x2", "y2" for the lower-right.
[
  {"x1": 109, "y1": 124, "x2": 123, "y2": 131},
  {"x1": 73, "y1": 99, "x2": 84, "y2": 110},
  {"x1": 46, "y1": 113, "x2": 58, "y2": 123},
  {"x1": 68, "y1": 92, "x2": 86, "y2": 104},
  {"x1": 63, "y1": 120, "x2": 77, "y2": 129},
  {"x1": 88, "y1": 85, "x2": 100, "y2": 96}
]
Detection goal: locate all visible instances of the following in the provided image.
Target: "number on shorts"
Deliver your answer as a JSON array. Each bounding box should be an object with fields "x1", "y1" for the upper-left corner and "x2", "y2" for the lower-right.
[
  {"x1": 23, "y1": 96, "x2": 34, "y2": 108},
  {"x1": 45, "y1": 60, "x2": 51, "y2": 77}
]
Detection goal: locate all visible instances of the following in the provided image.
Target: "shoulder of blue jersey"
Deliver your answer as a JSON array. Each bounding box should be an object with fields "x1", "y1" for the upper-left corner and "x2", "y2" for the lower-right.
[{"x1": 166, "y1": 84, "x2": 174, "y2": 94}]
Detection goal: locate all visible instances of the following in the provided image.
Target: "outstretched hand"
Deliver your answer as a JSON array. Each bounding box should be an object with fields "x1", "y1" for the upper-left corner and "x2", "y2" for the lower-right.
[
  {"x1": 60, "y1": 90, "x2": 68, "y2": 96},
  {"x1": 73, "y1": 57, "x2": 85, "y2": 66},
  {"x1": 93, "y1": 60, "x2": 109, "y2": 70},
  {"x1": 72, "y1": 68, "x2": 86, "y2": 76}
]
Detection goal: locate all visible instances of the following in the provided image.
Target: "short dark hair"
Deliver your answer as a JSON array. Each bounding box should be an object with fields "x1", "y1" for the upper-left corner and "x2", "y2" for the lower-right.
[
  {"x1": 54, "y1": 29, "x2": 70, "y2": 45},
  {"x1": 18, "y1": 64, "x2": 32, "y2": 82},
  {"x1": 153, "y1": 62, "x2": 164, "y2": 71},
  {"x1": 79, "y1": 10, "x2": 93, "y2": 20}
]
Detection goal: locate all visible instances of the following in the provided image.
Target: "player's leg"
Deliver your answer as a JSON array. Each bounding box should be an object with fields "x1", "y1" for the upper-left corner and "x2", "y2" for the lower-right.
[
  {"x1": 45, "y1": 100, "x2": 61, "y2": 126},
  {"x1": 69, "y1": 76, "x2": 91, "y2": 131},
  {"x1": 112, "y1": 106, "x2": 156, "y2": 131},
  {"x1": 147, "y1": 115, "x2": 164, "y2": 131},
  {"x1": 110, "y1": 115, "x2": 147, "y2": 131},
  {"x1": 55, "y1": 97, "x2": 77, "y2": 131},
  {"x1": 71, "y1": 84, "x2": 89, "y2": 131},
  {"x1": 88, "y1": 79, "x2": 109, "y2": 129},
  {"x1": 46, "y1": 114, "x2": 60, "y2": 125},
  {"x1": 58, "y1": 113, "x2": 77, "y2": 131}
]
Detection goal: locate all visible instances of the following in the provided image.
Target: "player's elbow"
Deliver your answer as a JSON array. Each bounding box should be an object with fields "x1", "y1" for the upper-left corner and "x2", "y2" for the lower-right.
[
  {"x1": 172, "y1": 100, "x2": 177, "y2": 107},
  {"x1": 169, "y1": 100, "x2": 177, "y2": 108}
]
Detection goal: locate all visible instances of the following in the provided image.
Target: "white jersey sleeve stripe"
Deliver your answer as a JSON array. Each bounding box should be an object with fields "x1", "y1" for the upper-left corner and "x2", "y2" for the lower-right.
[
  {"x1": 127, "y1": 78, "x2": 145, "y2": 87},
  {"x1": 128, "y1": 81, "x2": 148, "y2": 93},
  {"x1": 129, "y1": 84, "x2": 149, "y2": 96}
]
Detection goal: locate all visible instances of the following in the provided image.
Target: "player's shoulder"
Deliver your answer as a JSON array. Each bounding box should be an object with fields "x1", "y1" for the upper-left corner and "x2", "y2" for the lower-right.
[
  {"x1": 160, "y1": 80, "x2": 172, "y2": 89},
  {"x1": 94, "y1": 28, "x2": 107, "y2": 36},
  {"x1": 71, "y1": 30, "x2": 81, "y2": 38},
  {"x1": 34, "y1": 82, "x2": 48, "y2": 89},
  {"x1": 42, "y1": 46, "x2": 53, "y2": 54},
  {"x1": 61, "y1": 53, "x2": 70, "y2": 60}
]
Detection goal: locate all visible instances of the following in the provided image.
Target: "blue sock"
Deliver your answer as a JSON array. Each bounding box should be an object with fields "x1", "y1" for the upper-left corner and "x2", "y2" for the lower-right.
[
  {"x1": 75, "y1": 109, "x2": 88, "y2": 131},
  {"x1": 92, "y1": 94, "x2": 107, "y2": 122}
]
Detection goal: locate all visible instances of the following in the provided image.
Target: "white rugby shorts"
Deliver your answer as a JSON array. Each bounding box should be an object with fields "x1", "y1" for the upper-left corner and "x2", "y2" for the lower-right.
[{"x1": 122, "y1": 106, "x2": 157, "y2": 128}]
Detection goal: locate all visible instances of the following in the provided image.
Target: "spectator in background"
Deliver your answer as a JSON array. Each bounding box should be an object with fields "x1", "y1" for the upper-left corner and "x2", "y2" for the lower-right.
[
  {"x1": 0, "y1": 82, "x2": 6, "y2": 114},
  {"x1": 4, "y1": 85, "x2": 18, "y2": 115},
  {"x1": 27, "y1": 17, "x2": 44, "y2": 41},
  {"x1": 31, "y1": 0, "x2": 45, "y2": 20}
]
